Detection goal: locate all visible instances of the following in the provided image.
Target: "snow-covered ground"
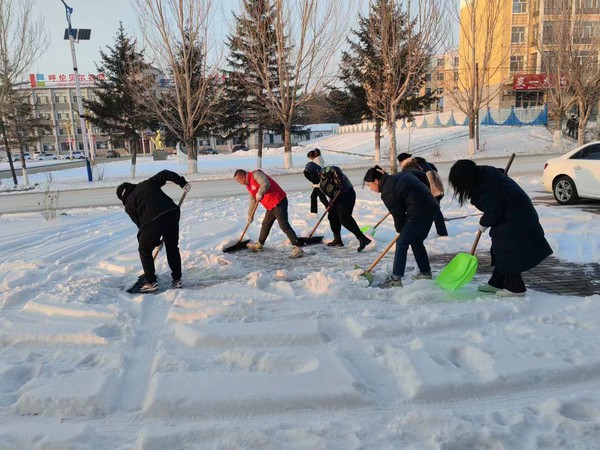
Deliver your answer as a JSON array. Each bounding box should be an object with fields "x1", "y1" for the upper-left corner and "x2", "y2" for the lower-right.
[{"x1": 1, "y1": 126, "x2": 599, "y2": 449}]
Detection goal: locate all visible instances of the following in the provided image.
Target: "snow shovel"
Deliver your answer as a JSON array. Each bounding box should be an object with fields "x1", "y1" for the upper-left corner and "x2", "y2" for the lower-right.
[
  {"x1": 435, "y1": 153, "x2": 516, "y2": 292},
  {"x1": 222, "y1": 202, "x2": 260, "y2": 253},
  {"x1": 126, "y1": 190, "x2": 188, "y2": 293},
  {"x1": 445, "y1": 212, "x2": 483, "y2": 222},
  {"x1": 360, "y1": 212, "x2": 390, "y2": 237},
  {"x1": 355, "y1": 234, "x2": 400, "y2": 286},
  {"x1": 297, "y1": 192, "x2": 341, "y2": 246}
]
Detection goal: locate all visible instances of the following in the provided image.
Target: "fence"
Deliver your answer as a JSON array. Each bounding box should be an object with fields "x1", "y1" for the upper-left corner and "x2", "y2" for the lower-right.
[{"x1": 338, "y1": 104, "x2": 548, "y2": 134}]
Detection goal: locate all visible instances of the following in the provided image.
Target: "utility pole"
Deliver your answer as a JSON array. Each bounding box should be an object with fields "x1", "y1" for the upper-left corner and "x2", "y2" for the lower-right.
[{"x1": 60, "y1": 0, "x2": 93, "y2": 182}]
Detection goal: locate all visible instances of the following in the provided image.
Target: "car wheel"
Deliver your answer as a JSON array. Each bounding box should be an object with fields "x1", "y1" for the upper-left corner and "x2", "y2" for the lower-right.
[{"x1": 553, "y1": 176, "x2": 579, "y2": 205}]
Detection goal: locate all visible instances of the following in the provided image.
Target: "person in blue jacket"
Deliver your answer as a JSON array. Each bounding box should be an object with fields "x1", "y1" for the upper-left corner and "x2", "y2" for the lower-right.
[
  {"x1": 449, "y1": 159, "x2": 553, "y2": 296},
  {"x1": 363, "y1": 165, "x2": 440, "y2": 287}
]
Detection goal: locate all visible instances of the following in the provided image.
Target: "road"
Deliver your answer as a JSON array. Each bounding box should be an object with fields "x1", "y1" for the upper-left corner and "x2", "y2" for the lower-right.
[{"x1": 0, "y1": 154, "x2": 552, "y2": 215}]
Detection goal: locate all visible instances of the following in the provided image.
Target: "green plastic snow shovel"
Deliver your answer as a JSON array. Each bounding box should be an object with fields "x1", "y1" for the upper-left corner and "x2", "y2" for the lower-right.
[
  {"x1": 435, "y1": 153, "x2": 516, "y2": 292},
  {"x1": 360, "y1": 212, "x2": 390, "y2": 237},
  {"x1": 356, "y1": 234, "x2": 399, "y2": 286}
]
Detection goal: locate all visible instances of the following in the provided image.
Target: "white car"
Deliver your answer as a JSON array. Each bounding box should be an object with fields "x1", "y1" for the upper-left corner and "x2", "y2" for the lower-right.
[
  {"x1": 64, "y1": 151, "x2": 85, "y2": 160},
  {"x1": 36, "y1": 152, "x2": 58, "y2": 161},
  {"x1": 542, "y1": 141, "x2": 600, "y2": 204}
]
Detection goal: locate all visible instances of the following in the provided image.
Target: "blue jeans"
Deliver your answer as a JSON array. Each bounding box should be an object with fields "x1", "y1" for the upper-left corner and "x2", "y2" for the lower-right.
[{"x1": 393, "y1": 217, "x2": 434, "y2": 278}]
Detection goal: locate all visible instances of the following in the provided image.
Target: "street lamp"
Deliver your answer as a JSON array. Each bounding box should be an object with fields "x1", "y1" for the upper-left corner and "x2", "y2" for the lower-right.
[{"x1": 60, "y1": 0, "x2": 93, "y2": 182}]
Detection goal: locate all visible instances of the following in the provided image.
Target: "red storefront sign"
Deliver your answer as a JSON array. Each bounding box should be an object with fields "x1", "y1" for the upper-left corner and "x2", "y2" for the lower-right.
[{"x1": 513, "y1": 74, "x2": 568, "y2": 91}]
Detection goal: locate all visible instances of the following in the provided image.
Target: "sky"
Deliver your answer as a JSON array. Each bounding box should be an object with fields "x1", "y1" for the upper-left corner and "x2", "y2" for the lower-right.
[{"x1": 30, "y1": 0, "x2": 240, "y2": 78}]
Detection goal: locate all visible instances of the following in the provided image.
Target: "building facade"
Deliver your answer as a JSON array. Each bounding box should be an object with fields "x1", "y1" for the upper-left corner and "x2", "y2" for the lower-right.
[{"x1": 457, "y1": 0, "x2": 600, "y2": 109}]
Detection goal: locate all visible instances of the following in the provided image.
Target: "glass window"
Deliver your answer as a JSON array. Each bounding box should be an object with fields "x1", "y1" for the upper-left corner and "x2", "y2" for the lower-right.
[
  {"x1": 454, "y1": 56, "x2": 459, "y2": 67},
  {"x1": 575, "y1": 144, "x2": 600, "y2": 160},
  {"x1": 510, "y1": 56, "x2": 525, "y2": 72},
  {"x1": 437, "y1": 72, "x2": 445, "y2": 81},
  {"x1": 513, "y1": 0, "x2": 527, "y2": 13},
  {"x1": 437, "y1": 58, "x2": 444, "y2": 67},
  {"x1": 577, "y1": 0, "x2": 600, "y2": 13},
  {"x1": 512, "y1": 26, "x2": 526, "y2": 43}
]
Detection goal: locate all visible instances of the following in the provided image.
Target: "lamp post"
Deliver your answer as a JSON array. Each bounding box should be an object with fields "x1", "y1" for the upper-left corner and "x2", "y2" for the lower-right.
[{"x1": 60, "y1": 0, "x2": 93, "y2": 182}]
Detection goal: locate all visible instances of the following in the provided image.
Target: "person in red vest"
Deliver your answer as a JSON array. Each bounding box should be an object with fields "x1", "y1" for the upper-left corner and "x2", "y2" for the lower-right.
[{"x1": 234, "y1": 169, "x2": 304, "y2": 258}]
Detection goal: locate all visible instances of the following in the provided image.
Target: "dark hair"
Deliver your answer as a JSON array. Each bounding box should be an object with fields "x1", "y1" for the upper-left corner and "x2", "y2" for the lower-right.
[
  {"x1": 313, "y1": 148, "x2": 321, "y2": 156},
  {"x1": 307, "y1": 150, "x2": 315, "y2": 159},
  {"x1": 397, "y1": 152, "x2": 412, "y2": 162},
  {"x1": 448, "y1": 159, "x2": 478, "y2": 206},
  {"x1": 234, "y1": 169, "x2": 246, "y2": 178},
  {"x1": 116, "y1": 182, "x2": 136, "y2": 202},
  {"x1": 363, "y1": 165, "x2": 386, "y2": 183}
]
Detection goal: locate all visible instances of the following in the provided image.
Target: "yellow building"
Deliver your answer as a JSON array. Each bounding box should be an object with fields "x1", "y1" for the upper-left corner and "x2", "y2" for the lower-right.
[{"x1": 457, "y1": 0, "x2": 600, "y2": 109}]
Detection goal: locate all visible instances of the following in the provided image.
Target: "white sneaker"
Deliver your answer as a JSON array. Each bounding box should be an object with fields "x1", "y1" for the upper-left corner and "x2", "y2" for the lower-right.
[
  {"x1": 477, "y1": 283, "x2": 500, "y2": 293},
  {"x1": 246, "y1": 242, "x2": 264, "y2": 252},
  {"x1": 289, "y1": 246, "x2": 304, "y2": 259},
  {"x1": 140, "y1": 281, "x2": 159, "y2": 293},
  {"x1": 496, "y1": 289, "x2": 526, "y2": 297}
]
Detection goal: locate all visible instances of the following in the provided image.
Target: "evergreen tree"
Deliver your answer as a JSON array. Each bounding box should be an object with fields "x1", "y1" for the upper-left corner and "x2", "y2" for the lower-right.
[
  {"x1": 223, "y1": 0, "x2": 282, "y2": 167},
  {"x1": 84, "y1": 23, "x2": 152, "y2": 171}
]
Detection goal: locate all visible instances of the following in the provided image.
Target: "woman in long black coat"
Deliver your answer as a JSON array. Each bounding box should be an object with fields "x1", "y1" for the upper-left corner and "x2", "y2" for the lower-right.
[{"x1": 449, "y1": 160, "x2": 553, "y2": 296}]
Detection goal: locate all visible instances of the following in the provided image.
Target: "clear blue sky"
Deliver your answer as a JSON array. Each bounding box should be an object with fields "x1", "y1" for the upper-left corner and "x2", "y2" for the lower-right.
[{"x1": 31, "y1": 0, "x2": 241, "y2": 77}]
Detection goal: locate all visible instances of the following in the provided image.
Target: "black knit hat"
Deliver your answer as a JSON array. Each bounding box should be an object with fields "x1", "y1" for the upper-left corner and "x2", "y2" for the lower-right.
[
  {"x1": 397, "y1": 152, "x2": 412, "y2": 162},
  {"x1": 116, "y1": 182, "x2": 136, "y2": 202}
]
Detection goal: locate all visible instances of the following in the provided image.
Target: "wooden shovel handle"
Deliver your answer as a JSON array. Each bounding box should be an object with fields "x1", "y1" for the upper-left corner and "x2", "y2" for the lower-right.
[
  {"x1": 308, "y1": 191, "x2": 341, "y2": 238},
  {"x1": 238, "y1": 201, "x2": 260, "y2": 243},
  {"x1": 373, "y1": 212, "x2": 391, "y2": 230},
  {"x1": 367, "y1": 234, "x2": 400, "y2": 273},
  {"x1": 470, "y1": 153, "x2": 515, "y2": 256}
]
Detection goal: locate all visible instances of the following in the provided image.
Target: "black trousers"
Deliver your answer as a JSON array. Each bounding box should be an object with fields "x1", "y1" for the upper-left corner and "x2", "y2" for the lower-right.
[
  {"x1": 258, "y1": 197, "x2": 299, "y2": 246},
  {"x1": 310, "y1": 187, "x2": 329, "y2": 214},
  {"x1": 328, "y1": 189, "x2": 365, "y2": 239},
  {"x1": 488, "y1": 267, "x2": 526, "y2": 293},
  {"x1": 434, "y1": 195, "x2": 448, "y2": 236},
  {"x1": 138, "y1": 209, "x2": 181, "y2": 284}
]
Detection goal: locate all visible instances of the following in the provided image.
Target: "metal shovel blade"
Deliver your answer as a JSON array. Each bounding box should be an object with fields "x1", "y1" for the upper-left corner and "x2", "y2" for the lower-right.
[
  {"x1": 297, "y1": 236, "x2": 324, "y2": 246},
  {"x1": 435, "y1": 253, "x2": 479, "y2": 292},
  {"x1": 222, "y1": 239, "x2": 251, "y2": 253},
  {"x1": 355, "y1": 264, "x2": 375, "y2": 286}
]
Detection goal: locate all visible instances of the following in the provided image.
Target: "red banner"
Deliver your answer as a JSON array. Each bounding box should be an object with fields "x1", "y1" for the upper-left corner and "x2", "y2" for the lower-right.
[{"x1": 513, "y1": 74, "x2": 568, "y2": 90}]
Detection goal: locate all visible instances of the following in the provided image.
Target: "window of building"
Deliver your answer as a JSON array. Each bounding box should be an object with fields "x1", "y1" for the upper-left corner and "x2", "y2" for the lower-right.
[
  {"x1": 437, "y1": 72, "x2": 445, "y2": 81},
  {"x1": 511, "y1": 26, "x2": 526, "y2": 43},
  {"x1": 425, "y1": 73, "x2": 432, "y2": 82},
  {"x1": 96, "y1": 141, "x2": 109, "y2": 150},
  {"x1": 454, "y1": 71, "x2": 459, "y2": 82},
  {"x1": 61, "y1": 142, "x2": 71, "y2": 152},
  {"x1": 577, "y1": 0, "x2": 600, "y2": 13},
  {"x1": 516, "y1": 91, "x2": 544, "y2": 108},
  {"x1": 510, "y1": 55, "x2": 525, "y2": 72},
  {"x1": 454, "y1": 56, "x2": 459, "y2": 67},
  {"x1": 513, "y1": 0, "x2": 527, "y2": 13},
  {"x1": 43, "y1": 143, "x2": 56, "y2": 152},
  {"x1": 544, "y1": 0, "x2": 561, "y2": 14},
  {"x1": 542, "y1": 22, "x2": 556, "y2": 43},
  {"x1": 436, "y1": 88, "x2": 444, "y2": 95},
  {"x1": 36, "y1": 95, "x2": 49, "y2": 104},
  {"x1": 54, "y1": 94, "x2": 67, "y2": 103},
  {"x1": 437, "y1": 58, "x2": 444, "y2": 68},
  {"x1": 574, "y1": 23, "x2": 596, "y2": 43},
  {"x1": 56, "y1": 112, "x2": 70, "y2": 120}
]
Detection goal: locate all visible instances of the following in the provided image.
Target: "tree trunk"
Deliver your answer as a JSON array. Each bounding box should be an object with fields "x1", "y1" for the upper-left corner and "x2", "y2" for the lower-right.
[
  {"x1": 468, "y1": 114, "x2": 476, "y2": 156},
  {"x1": 597, "y1": 99, "x2": 600, "y2": 141},
  {"x1": 18, "y1": 143, "x2": 29, "y2": 187},
  {"x1": 257, "y1": 124, "x2": 264, "y2": 169},
  {"x1": 187, "y1": 138, "x2": 198, "y2": 174},
  {"x1": 283, "y1": 122, "x2": 293, "y2": 169},
  {"x1": 130, "y1": 139, "x2": 137, "y2": 179},
  {"x1": 0, "y1": 117, "x2": 18, "y2": 185},
  {"x1": 577, "y1": 100, "x2": 587, "y2": 146},
  {"x1": 387, "y1": 107, "x2": 398, "y2": 173},
  {"x1": 553, "y1": 129, "x2": 563, "y2": 149},
  {"x1": 374, "y1": 119, "x2": 381, "y2": 162}
]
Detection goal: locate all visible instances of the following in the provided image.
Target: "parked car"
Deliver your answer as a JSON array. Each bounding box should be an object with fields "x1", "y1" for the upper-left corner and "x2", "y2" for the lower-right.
[
  {"x1": 542, "y1": 141, "x2": 600, "y2": 204},
  {"x1": 232, "y1": 145, "x2": 249, "y2": 152},
  {"x1": 65, "y1": 151, "x2": 85, "y2": 160},
  {"x1": 11, "y1": 152, "x2": 31, "y2": 161},
  {"x1": 106, "y1": 150, "x2": 121, "y2": 158},
  {"x1": 198, "y1": 147, "x2": 218, "y2": 155},
  {"x1": 36, "y1": 152, "x2": 58, "y2": 160}
]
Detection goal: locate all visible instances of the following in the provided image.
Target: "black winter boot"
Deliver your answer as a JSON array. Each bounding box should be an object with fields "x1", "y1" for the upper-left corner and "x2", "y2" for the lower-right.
[
  {"x1": 357, "y1": 235, "x2": 372, "y2": 252},
  {"x1": 327, "y1": 234, "x2": 344, "y2": 247}
]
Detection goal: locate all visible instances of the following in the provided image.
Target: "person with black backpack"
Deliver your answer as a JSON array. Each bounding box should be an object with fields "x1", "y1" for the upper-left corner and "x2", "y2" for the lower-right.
[{"x1": 116, "y1": 170, "x2": 191, "y2": 293}]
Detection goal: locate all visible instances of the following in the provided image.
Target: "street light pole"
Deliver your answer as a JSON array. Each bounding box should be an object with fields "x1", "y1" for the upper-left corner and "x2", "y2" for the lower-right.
[{"x1": 60, "y1": 0, "x2": 93, "y2": 182}]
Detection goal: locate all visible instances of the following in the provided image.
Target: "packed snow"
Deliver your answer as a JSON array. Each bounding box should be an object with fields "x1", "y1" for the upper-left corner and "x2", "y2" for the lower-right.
[{"x1": 1, "y1": 125, "x2": 599, "y2": 449}]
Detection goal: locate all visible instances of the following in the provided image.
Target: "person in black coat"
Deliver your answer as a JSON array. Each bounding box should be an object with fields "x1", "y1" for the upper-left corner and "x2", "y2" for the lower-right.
[
  {"x1": 363, "y1": 166, "x2": 440, "y2": 287},
  {"x1": 305, "y1": 164, "x2": 372, "y2": 251},
  {"x1": 566, "y1": 115, "x2": 576, "y2": 138},
  {"x1": 117, "y1": 170, "x2": 191, "y2": 293},
  {"x1": 449, "y1": 160, "x2": 553, "y2": 296},
  {"x1": 398, "y1": 152, "x2": 448, "y2": 236},
  {"x1": 304, "y1": 160, "x2": 329, "y2": 215}
]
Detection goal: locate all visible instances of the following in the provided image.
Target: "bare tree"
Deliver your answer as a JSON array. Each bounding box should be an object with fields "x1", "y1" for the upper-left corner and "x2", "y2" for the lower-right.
[
  {"x1": 131, "y1": 0, "x2": 223, "y2": 175},
  {"x1": 375, "y1": 0, "x2": 448, "y2": 172},
  {"x1": 0, "y1": 0, "x2": 47, "y2": 186},
  {"x1": 245, "y1": 0, "x2": 357, "y2": 169},
  {"x1": 445, "y1": 0, "x2": 510, "y2": 157}
]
